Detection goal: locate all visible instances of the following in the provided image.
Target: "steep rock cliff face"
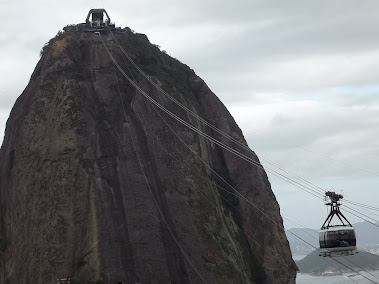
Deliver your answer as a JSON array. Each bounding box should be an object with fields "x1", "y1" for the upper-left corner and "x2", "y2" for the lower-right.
[{"x1": 0, "y1": 28, "x2": 296, "y2": 283}]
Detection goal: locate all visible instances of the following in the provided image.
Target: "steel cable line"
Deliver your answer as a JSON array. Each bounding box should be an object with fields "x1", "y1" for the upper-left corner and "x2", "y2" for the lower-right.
[
  {"x1": 107, "y1": 27, "x2": 379, "y2": 214},
  {"x1": 344, "y1": 205, "x2": 379, "y2": 222},
  {"x1": 100, "y1": 35, "x2": 327, "y2": 202},
  {"x1": 106, "y1": 27, "x2": 328, "y2": 192},
  {"x1": 101, "y1": 31, "x2": 379, "y2": 231},
  {"x1": 110, "y1": 27, "x2": 379, "y2": 213},
  {"x1": 111, "y1": 35, "x2": 376, "y2": 226},
  {"x1": 341, "y1": 199, "x2": 379, "y2": 214},
  {"x1": 256, "y1": 157, "x2": 379, "y2": 219},
  {"x1": 345, "y1": 205, "x2": 379, "y2": 218},
  {"x1": 344, "y1": 200, "x2": 379, "y2": 212},
  {"x1": 106, "y1": 27, "x2": 379, "y2": 219},
  {"x1": 98, "y1": 33, "x2": 379, "y2": 283},
  {"x1": 342, "y1": 255, "x2": 379, "y2": 283},
  {"x1": 102, "y1": 33, "x2": 379, "y2": 231},
  {"x1": 343, "y1": 207, "x2": 379, "y2": 229},
  {"x1": 103, "y1": 30, "x2": 321, "y2": 245},
  {"x1": 105, "y1": 25, "x2": 379, "y2": 248},
  {"x1": 104, "y1": 31, "x2": 379, "y2": 229},
  {"x1": 329, "y1": 256, "x2": 379, "y2": 284}
]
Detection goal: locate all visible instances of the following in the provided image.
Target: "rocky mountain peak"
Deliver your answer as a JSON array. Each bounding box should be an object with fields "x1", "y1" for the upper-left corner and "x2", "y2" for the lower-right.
[{"x1": 0, "y1": 12, "x2": 296, "y2": 283}]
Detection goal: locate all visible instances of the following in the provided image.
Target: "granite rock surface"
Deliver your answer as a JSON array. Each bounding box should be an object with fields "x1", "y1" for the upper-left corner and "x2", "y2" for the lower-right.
[{"x1": 0, "y1": 28, "x2": 296, "y2": 283}]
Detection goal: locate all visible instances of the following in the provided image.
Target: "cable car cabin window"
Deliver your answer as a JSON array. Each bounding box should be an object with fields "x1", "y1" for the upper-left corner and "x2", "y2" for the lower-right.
[{"x1": 319, "y1": 228, "x2": 356, "y2": 249}]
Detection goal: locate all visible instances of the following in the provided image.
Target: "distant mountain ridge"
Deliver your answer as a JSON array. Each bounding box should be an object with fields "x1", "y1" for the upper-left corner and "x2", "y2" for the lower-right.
[
  {"x1": 354, "y1": 221, "x2": 379, "y2": 245},
  {"x1": 296, "y1": 250, "x2": 379, "y2": 275}
]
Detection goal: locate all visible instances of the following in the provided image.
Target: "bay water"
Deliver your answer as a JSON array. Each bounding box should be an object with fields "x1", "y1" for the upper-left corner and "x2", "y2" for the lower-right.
[{"x1": 296, "y1": 270, "x2": 379, "y2": 283}]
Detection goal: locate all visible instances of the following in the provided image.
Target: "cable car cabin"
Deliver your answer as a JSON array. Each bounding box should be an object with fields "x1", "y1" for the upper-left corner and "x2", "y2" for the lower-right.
[
  {"x1": 319, "y1": 226, "x2": 356, "y2": 256},
  {"x1": 318, "y1": 191, "x2": 357, "y2": 257}
]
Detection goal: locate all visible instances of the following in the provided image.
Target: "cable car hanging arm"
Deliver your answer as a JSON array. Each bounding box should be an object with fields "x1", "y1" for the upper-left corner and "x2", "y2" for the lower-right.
[{"x1": 321, "y1": 191, "x2": 352, "y2": 229}]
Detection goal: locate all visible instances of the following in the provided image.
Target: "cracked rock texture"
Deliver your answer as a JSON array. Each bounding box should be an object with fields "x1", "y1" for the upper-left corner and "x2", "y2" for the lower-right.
[{"x1": 0, "y1": 27, "x2": 296, "y2": 283}]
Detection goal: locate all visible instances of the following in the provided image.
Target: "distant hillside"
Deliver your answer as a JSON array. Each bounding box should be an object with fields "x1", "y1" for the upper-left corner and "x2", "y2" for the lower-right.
[
  {"x1": 354, "y1": 221, "x2": 379, "y2": 245},
  {"x1": 297, "y1": 250, "x2": 379, "y2": 275},
  {"x1": 287, "y1": 221, "x2": 379, "y2": 255}
]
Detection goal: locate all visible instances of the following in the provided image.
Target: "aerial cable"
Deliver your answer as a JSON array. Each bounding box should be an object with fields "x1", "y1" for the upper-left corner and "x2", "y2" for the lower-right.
[
  {"x1": 106, "y1": 26, "x2": 355, "y2": 184},
  {"x1": 107, "y1": 27, "x2": 379, "y2": 222},
  {"x1": 101, "y1": 34, "x2": 379, "y2": 236},
  {"x1": 102, "y1": 31, "x2": 378, "y2": 235},
  {"x1": 342, "y1": 256, "x2": 379, "y2": 283},
  {"x1": 107, "y1": 27, "x2": 330, "y2": 194},
  {"x1": 349, "y1": 202, "x2": 379, "y2": 217},
  {"x1": 282, "y1": 217, "x2": 319, "y2": 241},
  {"x1": 107, "y1": 27, "x2": 379, "y2": 215},
  {"x1": 107, "y1": 28, "x2": 326, "y2": 188},
  {"x1": 329, "y1": 256, "x2": 378, "y2": 284},
  {"x1": 134, "y1": 75, "x2": 325, "y2": 214},
  {"x1": 343, "y1": 207, "x2": 379, "y2": 228},
  {"x1": 106, "y1": 26, "x2": 379, "y2": 205},
  {"x1": 100, "y1": 35, "x2": 327, "y2": 202},
  {"x1": 99, "y1": 34, "x2": 379, "y2": 282},
  {"x1": 344, "y1": 203, "x2": 379, "y2": 218},
  {"x1": 103, "y1": 32, "x2": 379, "y2": 235},
  {"x1": 344, "y1": 200, "x2": 379, "y2": 212}
]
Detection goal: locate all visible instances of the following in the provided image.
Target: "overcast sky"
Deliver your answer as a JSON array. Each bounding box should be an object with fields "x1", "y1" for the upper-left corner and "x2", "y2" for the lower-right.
[{"x1": 1, "y1": 0, "x2": 378, "y2": 231}]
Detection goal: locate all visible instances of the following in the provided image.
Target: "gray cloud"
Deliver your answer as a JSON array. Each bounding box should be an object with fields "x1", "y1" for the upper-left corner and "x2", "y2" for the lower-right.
[
  {"x1": 136, "y1": 1, "x2": 379, "y2": 98},
  {"x1": 237, "y1": 97, "x2": 379, "y2": 179}
]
